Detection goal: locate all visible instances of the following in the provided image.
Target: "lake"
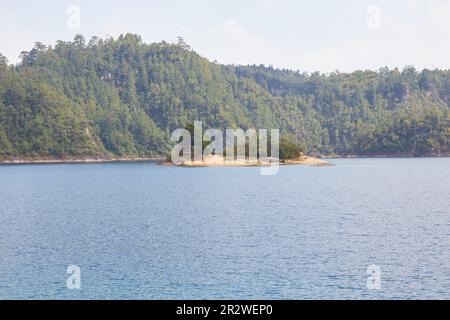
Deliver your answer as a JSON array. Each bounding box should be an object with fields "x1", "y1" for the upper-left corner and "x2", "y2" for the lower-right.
[{"x1": 0, "y1": 158, "x2": 449, "y2": 299}]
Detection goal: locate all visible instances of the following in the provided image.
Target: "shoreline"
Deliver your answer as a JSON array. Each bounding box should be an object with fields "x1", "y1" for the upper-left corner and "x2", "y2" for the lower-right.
[
  {"x1": 1, "y1": 154, "x2": 449, "y2": 165},
  {"x1": 0, "y1": 157, "x2": 165, "y2": 165},
  {"x1": 162, "y1": 155, "x2": 331, "y2": 167},
  {"x1": 321, "y1": 154, "x2": 450, "y2": 159}
]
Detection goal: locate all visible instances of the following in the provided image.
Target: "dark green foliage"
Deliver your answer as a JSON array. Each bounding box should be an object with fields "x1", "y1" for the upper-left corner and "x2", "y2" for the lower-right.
[
  {"x1": 279, "y1": 136, "x2": 303, "y2": 160},
  {"x1": 0, "y1": 35, "x2": 449, "y2": 159}
]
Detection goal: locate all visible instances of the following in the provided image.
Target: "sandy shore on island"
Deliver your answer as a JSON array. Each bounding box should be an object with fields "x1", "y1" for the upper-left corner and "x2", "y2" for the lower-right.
[
  {"x1": 281, "y1": 156, "x2": 331, "y2": 166},
  {"x1": 163, "y1": 155, "x2": 331, "y2": 167}
]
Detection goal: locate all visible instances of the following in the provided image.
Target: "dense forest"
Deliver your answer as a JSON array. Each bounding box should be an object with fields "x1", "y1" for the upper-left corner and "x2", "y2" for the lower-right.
[{"x1": 0, "y1": 34, "x2": 449, "y2": 159}]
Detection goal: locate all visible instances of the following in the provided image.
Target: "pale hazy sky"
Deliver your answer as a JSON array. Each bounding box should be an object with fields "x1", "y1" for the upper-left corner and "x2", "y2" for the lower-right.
[{"x1": 1, "y1": 0, "x2": 450, "y2": 72}]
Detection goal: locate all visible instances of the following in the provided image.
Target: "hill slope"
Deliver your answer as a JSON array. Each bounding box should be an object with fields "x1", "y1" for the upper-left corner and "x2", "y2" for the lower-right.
[{"x1": 0, "y1": 34, "x2": 449, "y2": 159}]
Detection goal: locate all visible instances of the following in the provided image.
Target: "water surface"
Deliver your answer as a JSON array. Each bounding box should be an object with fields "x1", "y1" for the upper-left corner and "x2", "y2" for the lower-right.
[{"x1": 0, "y1": 158, "x2": 449, "y2": 299}]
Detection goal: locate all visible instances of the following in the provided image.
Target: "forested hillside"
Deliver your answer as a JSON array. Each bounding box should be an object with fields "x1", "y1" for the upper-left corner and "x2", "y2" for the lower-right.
[{"x1": 0, "y1": 34, "x2": 449, "y2": 159}]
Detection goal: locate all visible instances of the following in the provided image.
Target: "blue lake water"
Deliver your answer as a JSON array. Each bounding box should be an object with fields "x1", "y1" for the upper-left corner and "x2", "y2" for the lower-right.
[{"x1": 0, "y1": 158, "x2": 450, "y2": 299}]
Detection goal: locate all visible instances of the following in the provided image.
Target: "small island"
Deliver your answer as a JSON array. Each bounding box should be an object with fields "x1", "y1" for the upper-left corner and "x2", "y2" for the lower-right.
[
  {"x1": 164, "y1": 154, "x2": 329, "y2": 167},
  {"x1": 164, "y1": 132, "x2": 331, "y2": 167}
]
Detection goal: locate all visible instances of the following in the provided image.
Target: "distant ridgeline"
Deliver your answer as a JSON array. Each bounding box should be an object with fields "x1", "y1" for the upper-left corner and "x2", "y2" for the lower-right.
[{"x1": 0, "y1": 34, "x2": 449, "y2": 159}]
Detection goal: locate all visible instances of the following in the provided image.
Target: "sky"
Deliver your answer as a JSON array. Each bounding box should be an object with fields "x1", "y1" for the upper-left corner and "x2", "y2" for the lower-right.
[{"x1": 1, "y1": 0, "x2": 450, "y2": 72}]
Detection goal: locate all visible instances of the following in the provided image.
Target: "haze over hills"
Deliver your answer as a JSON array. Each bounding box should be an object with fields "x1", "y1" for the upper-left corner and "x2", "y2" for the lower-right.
[{"x1": 0, "y1": 34, "x2": 449, "y2": 159}]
